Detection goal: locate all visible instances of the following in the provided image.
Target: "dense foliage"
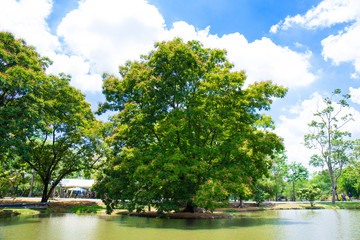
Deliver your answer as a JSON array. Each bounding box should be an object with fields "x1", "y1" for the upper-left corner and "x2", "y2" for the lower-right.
[
  {"x1": 286, "y1": 162, "x2": 309, "y2": 201},
  {"x1": 297, "y1": 185, "x2": 321, "y2": 207},
  {"x1": 0, "y1": 32, "x2": 103, "y2": 202},
  {"x1": 339, "y1": 162, "x2": 360, "y2": 198},
  {"x1": 0, "y1": 32, "x2": 51, "y2": 160},
  {"x1": 94, "y1": 38, "x2": 287, "y2": 213}
]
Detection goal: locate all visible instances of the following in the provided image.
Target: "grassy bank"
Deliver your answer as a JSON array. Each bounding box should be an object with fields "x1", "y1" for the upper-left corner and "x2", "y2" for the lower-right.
[
  {"x1": 216, "y1": 201, "x2": 360, "y2": 212},
  {"x1": 261, "y1": 201, "x2": 360, "y2": 210},
  {"x1": 2, "y1": 199, "x2": 360, "y2": 218},
  {"x1": 316, "y1": 202, "x2": 360, "y2": 209}
]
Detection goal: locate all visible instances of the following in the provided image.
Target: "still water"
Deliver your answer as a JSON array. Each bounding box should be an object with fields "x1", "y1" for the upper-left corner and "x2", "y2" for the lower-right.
[{"x1": 1, "y1": 210, "x2": 360, "y2": 240}]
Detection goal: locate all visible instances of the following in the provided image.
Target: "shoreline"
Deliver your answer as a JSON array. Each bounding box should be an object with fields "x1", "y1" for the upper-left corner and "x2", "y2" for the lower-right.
[{"x1": 1, "y1": 198, "x2": 360, "y2": 219}]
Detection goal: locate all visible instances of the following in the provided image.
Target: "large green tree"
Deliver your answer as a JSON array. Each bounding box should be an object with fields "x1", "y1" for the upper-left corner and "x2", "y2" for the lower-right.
[
  {"x1": 0, "y1": 32, "x2": 104, "y2": 202},
  {"x1": 95, "y1": 38, "x2": 287, "y2": 213},
  {"x1": 0, "y1": 32, "x2": 51, "y2": 160},
  {"x1": 304, "y1": 89, "x2": 357, "y2": 204},
  {"x1": 23, "y1": 74, "x2": 104, "y2": 202}
]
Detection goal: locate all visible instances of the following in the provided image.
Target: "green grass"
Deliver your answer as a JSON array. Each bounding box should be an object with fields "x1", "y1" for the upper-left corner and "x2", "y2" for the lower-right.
[
  {"x1": 317, "y1": 202, "x2": 360, "y2": 209},
  {"x1": 0, "y1": 208, "x2": 46, "y2": 217},
  {"x1": 69, "y1": 205, "x2": 105, "y2": 214}
]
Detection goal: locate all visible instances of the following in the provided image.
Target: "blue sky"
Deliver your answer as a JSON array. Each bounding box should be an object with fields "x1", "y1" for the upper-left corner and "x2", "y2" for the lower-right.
[{"x1": 1, "y1": 0, "x2": 360, "y2": 171}]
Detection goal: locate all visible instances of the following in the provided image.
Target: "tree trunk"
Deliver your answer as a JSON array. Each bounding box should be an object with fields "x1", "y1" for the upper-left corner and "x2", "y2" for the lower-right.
[
  {"x1": 41, "y1": 183, "x2": 49, "y2": 202},
  {"x1": 329, "y1": 167, "x2": 336, "y2": 204},
  {"x1": 292, "y1": 181, "x2": 296, "y2": 201},
  {"x1": 331, "y1": 180, "x2": 337, "y2": 204},
  {"x1": 28, "y1": 170, "x2": 36, "y2": 197},
  {"x1": 182, "y1": 202, "x2": 195, "y2": 213}
]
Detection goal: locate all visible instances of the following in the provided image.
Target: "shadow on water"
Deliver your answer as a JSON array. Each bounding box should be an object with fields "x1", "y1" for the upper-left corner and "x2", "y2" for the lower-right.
[
  {"x1": 113, "y1": 214, "x2": 309, "y2": 230},
  {"x1": 0, "y1": 213, "x2": 66, "y2": 227},
  {"x1": 0, "y1": 211, "x2": 311, "y2": 230}
]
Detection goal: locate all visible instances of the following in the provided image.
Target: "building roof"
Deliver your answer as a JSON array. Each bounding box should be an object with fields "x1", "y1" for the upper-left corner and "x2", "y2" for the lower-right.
[{"x1": 58, "y1": 179, "x2": 95, "y2": 188}]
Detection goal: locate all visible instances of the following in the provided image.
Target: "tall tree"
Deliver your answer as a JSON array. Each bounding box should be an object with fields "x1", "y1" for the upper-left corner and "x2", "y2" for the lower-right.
[
  {"x1": 0, "y1": 32, "x2": 51, "y2": 159},
  {"x1": 286, "y1": 162, "x2": 308, "y2": 201},
  {"x1": 270, "y1": 151, "x2": 288, "y2": 201},
  {"x1": 95, "y1": 38, "x2": 287, "y2": 213},
  {"x1": 1, "y1": 32, "x2": 104, "y2": 202},
  {"x1": 23, "y1": 74, "x2": 104, "y2": 202},
  {"x1": 304, "y1": 89, "x2": 357, "y2": 204}
]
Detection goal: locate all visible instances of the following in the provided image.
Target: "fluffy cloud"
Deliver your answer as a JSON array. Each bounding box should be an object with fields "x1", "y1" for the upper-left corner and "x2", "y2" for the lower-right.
[
  {"x1": 1, "y1": 0, "x2": 316, "y2": 92},
  {"x1": 0, "y1": 0, "x2": 60, "y2": 56},
  {"x1": 161, "y1": 22, "x2": 316, "y2": 88},
  {"x1": 270, "y1": 0, "x2": 360, "y2": 78},
  {"x1": 349, "y1": 87, "x2": 360, "y2": 104},
  {"x1": 270, "y1": 0, "x2": 360, "y2": 32},
  {"x1": 0, "y1": 0, "x2": 103, "y2": 92},
  {"x1": 47, "y1": 54, "x2": 102, "y2": 92},
  {"x1": 57, "y1": 0, "x2": 165, "y2": 74},
  {"x1": 58, "y1": 1, "x2": 316, "y2": 89},
  {"x1": 321, "y1": 22, "x2": 360, "y2": 78},
  {"x1": 276, "y1": 92, "x2": 360, "y2": 170}
]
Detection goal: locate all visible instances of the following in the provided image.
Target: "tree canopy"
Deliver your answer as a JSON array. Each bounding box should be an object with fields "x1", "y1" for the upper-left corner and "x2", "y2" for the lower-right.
[
  {"x1": 94, "y1": 38, "x2": 287, "y2": 213},
  {"x1": 0, "y1": 32, "x2": 51, "y2": 160},
  {"x1": 24, "y1": 74, "x2": 104, "y2": 202},
  {"x1": 297, "y1": 185, "x2": 321, "y2": 207},
  {"x1": 0, "y1": 32, "x2": 104, "y2": 202},
  {"x1": 286, "y1": 162, "x2": 309, "y2": 201}
]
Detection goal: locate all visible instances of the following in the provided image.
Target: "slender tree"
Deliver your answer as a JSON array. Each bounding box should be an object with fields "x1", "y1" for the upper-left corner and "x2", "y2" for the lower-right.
[
  {"x1": 23, "y1": 74, "x2": 104, "y2": 202},
  {"x1": 286, "y1": 162, "x2": 308, "y2": 201},
  {"x1": 304, "y1": 89, "x2": 357, "y2": 204},
  {"x1": 270, "y1": 151, "x2": 288, "y2": 201}
]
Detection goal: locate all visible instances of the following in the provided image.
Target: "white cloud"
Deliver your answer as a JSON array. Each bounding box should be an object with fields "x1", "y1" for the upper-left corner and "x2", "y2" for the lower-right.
[
  {"x1": 270, "y1": 0, "x2": 360, "y2": 77},
  {"x1": 276, "y1": 92, "x2": 360, "y2": 170},
  {"x1": 321, "y1": 22, "x2": 360, "y2": 77},
  {"x1": 47, "y1": 54, "x2": 102, "y2": 92},
  {"x1": 221, "y1": 36, "x2": 315, "y2": 88},
  {"x1": 0, "y1": 0, "x2": 60, "y2": 56},
  {"x1": 270, "y1": 0, "x2": 360, "y2": 32},
  {"x1": 57, "y1": 0, "x2": 165, "y2": 74},
  {"x1": 1, "y1": 0, "x2": 316, "y2": 92},
  {"x1": 350, "y1": 87, "x2": 360, "y2": 104},
  {"x1": 0, "y1": 0, "x2": 103, "y2": 92},
  {"x1": 162, "y1": 22, "x2": 316, "y2": 88},
  {"x1": 57, "y1": 0, "x2": 316, "y2": 89},
  {"x1": 275, "y1": 93, "x2": 322, "y2": 170}
]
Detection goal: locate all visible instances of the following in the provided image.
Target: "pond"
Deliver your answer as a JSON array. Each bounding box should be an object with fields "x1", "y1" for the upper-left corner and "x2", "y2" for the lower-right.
[{"x1": 1, "y1": 210, "x2": 360, "y2": 240}]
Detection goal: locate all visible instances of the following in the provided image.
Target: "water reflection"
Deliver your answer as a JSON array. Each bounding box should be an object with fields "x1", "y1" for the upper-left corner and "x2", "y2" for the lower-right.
[
  {"x1": 114, "y1": 213, "x2": 307, "y2": 230},
  {"x1": 1, "y1": 210, "x2": 360, "y2": 240}
]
